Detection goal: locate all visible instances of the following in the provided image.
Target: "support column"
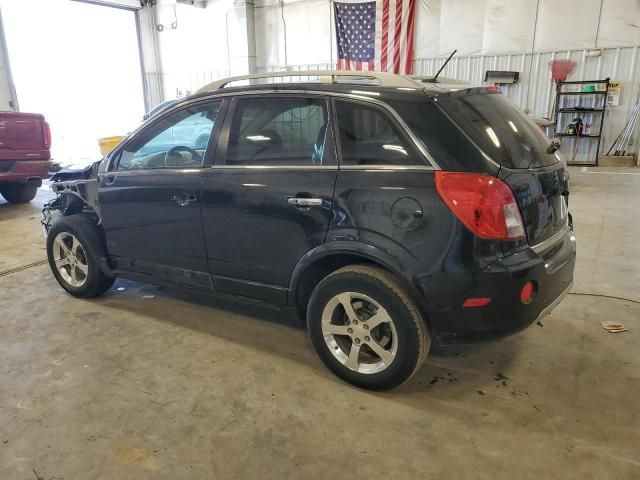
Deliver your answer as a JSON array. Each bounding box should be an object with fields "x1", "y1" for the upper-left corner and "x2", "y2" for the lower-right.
[
  {"x1": 0, "y1": 7, "x2": 18, "y2": 111},
  {"x1": 136, "y1": 5, "x2": 164, "y2": 110},
  {"x1": 232, "y1": 0, "x2": 258, "y2": 75}
]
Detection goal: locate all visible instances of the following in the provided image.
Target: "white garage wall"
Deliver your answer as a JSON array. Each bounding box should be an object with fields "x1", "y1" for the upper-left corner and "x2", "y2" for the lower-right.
[
  {"x1": 147, "y1": 0, "x2": 640, "y2": 159},
  {"x1": 255, "y1": 0, "x2": 334, "y2": 68},
  {"x1": 251, "y1": 0, "x2": 640, "y2": 66},
  {"x1": 152, "y1": 0, "x2": 234, "y2": 99},
  {"x1": 151, "y1": 0, "x2": 640, "y2": 81},
  {"x1": 481, "y1": 0, "x2": 537, "y2": 55}
]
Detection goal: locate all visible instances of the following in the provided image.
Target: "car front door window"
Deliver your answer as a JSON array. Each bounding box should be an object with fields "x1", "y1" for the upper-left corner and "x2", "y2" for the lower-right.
[{"x1": 117, "y1": 102, "x2": 221, "y2": 170}]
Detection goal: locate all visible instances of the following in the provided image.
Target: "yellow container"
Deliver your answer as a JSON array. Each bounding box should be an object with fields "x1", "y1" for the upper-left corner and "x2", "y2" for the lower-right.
[{"x1": 98, "y1": 136, "x2": 125, "y2": 156}]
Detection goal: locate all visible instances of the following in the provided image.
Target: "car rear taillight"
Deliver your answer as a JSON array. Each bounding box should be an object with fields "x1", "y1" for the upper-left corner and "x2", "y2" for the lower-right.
[
  {"x1": 462, "y1": 297, "x2": 492, "y2": 307},
  {"x1": 435, "y1": 171, "x2": 526, "y2": 241},
  {"x1": 42, "y1": 121, "x2": 52, "y2": 149}
]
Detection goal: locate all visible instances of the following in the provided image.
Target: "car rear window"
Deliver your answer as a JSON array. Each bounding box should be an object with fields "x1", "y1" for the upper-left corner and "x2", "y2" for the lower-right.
[{"x1": 437, "y1": 93, "x2": 558, "y2": 169}]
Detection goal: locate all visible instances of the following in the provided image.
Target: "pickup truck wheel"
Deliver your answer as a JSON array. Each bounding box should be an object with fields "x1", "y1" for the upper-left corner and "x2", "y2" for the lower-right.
[
  {"x1": 46, "y1": 215, "x2": 115, "y2": 298},
  {"x1": 307, "y1": 265, "x2": 430, "y2": 391},
  {"x1": 0, "y1": 183, "x2": 38, "y2": 203}
]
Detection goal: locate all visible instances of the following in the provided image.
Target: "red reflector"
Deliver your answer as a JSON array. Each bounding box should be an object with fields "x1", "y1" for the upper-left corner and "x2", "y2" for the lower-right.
[
  {"x1": 462, "y1": 297, "x2": 492, "y2": 307},
  {"x1": 485, "y1": 86, "x2": 501, "y2": 93},
  {"x1": 520, "y1": 281, "x2": 536, "y2": 304},
  {"x1": 42, "y1": 121, "x2": 52, "y2": 149},
  {"x1": 435, "y1": 171, "x2": 526, "y2": 241}
]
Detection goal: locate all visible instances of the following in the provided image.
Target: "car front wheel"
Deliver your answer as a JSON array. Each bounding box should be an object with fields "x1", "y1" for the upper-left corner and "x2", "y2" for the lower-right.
[
  {"x1": 307, "y1": 265, "x2": 430, "y2": 390},
  {"x1": 46, "y1": 215, "x2": 114, "y2": 298}
]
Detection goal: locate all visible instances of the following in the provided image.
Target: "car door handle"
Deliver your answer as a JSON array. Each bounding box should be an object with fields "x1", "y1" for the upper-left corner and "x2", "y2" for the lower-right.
[
  {"x1": 287, "y1": 197, "x2": 323, "y2": 207},
  {"x1": 172, "y1": 193, "x2": 197, "y2": 207}
]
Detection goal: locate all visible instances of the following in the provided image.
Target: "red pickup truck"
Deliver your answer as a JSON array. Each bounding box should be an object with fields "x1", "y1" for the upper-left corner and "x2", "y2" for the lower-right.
[{"x1": 0, "y1": 111, "x2": 51, "y2": 203}]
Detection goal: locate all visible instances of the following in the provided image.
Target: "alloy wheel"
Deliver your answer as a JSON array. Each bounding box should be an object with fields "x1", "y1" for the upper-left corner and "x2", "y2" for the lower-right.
[
  {"x1": 321, "y1": 292, "x2": 398, "y2": 374},
  {"x1": 52, "y1": 232, "x2": 89, "y2": 288}
]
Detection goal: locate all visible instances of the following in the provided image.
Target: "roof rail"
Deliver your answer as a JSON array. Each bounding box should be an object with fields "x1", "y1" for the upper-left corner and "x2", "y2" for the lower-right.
[{"x1": 196, "y1": 70, "x2": 422, "y2": 93}]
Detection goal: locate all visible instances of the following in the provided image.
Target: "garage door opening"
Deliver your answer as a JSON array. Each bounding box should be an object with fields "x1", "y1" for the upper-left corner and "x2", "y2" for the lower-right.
[{"x1": 0, "y1": 0, "x2": 145, "y2": 168}]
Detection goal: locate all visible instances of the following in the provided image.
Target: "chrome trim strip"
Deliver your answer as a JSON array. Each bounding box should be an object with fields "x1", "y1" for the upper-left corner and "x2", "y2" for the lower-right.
[
  {"x1": 210, "y1": 165, "x2": 338, "y2": 170},
  {"x1": 103, "y1": 164, "x2": 434, "y2": 173},
  {"x1": 339, "y1": 165, "x2": 434, "y2": 171},
  {"x1": 535, "y1": 281, "x2": 573, "y2": 323},
  {"x1": 210, "y1": 165, "x2": 433, "y2": 171},
  {"x1": 100, "y1": 168, "x2": 204, "y2": 177},
  {"x1": 531, "y1": 224, "x2": 570, "y2": 253}
]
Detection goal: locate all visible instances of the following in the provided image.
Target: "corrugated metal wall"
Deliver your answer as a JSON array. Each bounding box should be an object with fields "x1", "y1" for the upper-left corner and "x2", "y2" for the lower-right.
[
  {"x1": 151, "y1": 46, "x2": 640, "y2": 165},
  {"x1": 415, "y1": 47, "x2": 640, "y2": 164}
]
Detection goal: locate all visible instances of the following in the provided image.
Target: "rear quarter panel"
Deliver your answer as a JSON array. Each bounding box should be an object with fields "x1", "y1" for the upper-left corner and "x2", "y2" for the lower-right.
[{"x1": 329, "y1": 169, "x2": 505, "y2": 312}]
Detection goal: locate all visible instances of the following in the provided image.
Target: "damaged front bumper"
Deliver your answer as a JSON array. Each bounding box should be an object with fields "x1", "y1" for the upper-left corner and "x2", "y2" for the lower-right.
[{"x1": 41, "y1": 161, "x2": 102, "y2": 233}]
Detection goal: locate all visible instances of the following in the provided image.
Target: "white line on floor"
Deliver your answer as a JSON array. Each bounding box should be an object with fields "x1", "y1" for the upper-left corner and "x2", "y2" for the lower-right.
[{"x1": 582, "y1": 171, "x2": 640, "y2": 175}]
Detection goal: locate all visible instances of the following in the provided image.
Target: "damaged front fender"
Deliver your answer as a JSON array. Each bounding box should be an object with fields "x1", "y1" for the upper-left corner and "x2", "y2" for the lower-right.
[{"x1": 42, "y1": 160, "x2": 103, "y2": 231}]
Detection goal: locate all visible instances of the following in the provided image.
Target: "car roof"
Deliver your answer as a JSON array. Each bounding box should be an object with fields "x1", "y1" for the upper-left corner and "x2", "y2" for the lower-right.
[{"x1": 180, "y1": 70, "x2": 477, "y2": 105}]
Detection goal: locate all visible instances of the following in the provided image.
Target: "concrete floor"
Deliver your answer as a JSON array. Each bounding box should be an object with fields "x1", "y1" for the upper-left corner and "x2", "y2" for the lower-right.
[{"x1": 1, "y1": 168, "x2": 639, "y2": 479}]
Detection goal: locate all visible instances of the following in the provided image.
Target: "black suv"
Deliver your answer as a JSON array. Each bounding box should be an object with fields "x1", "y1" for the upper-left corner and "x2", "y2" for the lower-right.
[{"x1": 43, "y1": 71, "x2": 576, "y2": 390}]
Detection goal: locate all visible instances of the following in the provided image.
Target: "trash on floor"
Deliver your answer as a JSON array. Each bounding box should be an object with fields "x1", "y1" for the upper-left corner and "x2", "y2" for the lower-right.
[{"x1": 600, "y1": 321, "x2": 628, "y2": 333}]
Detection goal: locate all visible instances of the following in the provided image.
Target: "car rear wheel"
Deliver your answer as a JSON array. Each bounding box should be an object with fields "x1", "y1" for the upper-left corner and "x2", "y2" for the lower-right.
[
  {"x1": 46, "y1": 215, "x2": 114, "y2": 298},
  {"x1": 307, "y1": 265, "x2": 430, "y2": 390},
  {"x1": 0, "y1": 183, "x2": 38, "y2": 203}
]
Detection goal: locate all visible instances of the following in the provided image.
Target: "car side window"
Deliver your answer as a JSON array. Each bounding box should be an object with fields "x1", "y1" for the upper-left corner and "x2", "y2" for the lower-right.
[
  {"x1": 116, "y1": 101, "x2": 221, "y2": 171},
  {"x1": 225, "y1": 97, "x2": 335, "y2": 166},
  {"x1": 335, "y1": 100, "x2": 424, "y2": 166}
]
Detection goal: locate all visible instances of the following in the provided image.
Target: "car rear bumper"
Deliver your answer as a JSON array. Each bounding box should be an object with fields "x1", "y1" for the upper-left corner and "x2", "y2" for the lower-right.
[
  {"x1": 428, "y1": 227, "x2": 576, "y2": 345},
  {"x1": 0, "y1": 160, "x2": 49, "y2": 184}
]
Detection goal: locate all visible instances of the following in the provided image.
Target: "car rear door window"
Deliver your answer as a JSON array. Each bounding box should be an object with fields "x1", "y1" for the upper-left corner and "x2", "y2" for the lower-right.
[
  {"x1": 335, "y1": 100, "x2": 424, "y2": 166},
  {"x1": 116, "y1": 101, "x2": 221, "y2": 171},
  {"x1": 225, "y1": 97, "x2": 335, "y2": 167}
]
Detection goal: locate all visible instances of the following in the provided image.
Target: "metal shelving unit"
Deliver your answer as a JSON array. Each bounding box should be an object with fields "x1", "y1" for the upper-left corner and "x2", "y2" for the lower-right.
[{"x1": 553, "y1": 78, "x2": 610, "y2": 166}]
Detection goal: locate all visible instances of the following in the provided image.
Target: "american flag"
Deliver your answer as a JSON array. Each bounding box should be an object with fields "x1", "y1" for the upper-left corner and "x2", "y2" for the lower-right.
[{"x1": 334, "y1": 0, "x2": 417, "y2": 74}]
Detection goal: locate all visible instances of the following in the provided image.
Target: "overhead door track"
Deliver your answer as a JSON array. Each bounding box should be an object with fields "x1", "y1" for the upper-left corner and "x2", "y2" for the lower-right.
[{"x1": 70, "y1": 0, "x2": 142, "y2": 11}]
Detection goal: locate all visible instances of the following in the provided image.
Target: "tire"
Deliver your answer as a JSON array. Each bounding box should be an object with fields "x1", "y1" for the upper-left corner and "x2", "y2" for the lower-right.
[
  {"x1": 307, "y1": 265, "x2": 430, "y2": 390},
  {"x1": 0, "y1": 182, "x2": 38, "y2": 203},
  {"x1": 46, "y1": 214, "x2": 115, "y2": 298}
]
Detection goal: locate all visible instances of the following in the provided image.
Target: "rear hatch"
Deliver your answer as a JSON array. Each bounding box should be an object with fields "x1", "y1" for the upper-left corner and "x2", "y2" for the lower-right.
[
  {"x1": 0, "y1": 112, "x2": 51, "y2": 161},
  {"x1": 436, "y1": 91, "x2": 569, "y2": 245}
]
